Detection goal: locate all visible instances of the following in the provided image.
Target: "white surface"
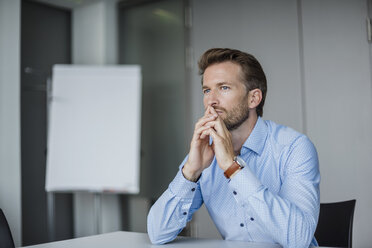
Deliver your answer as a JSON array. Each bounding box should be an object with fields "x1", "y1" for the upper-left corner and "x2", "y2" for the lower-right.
[
  {"x1": 21, "y1": 231, "x2": 282, "y2": 248},
  {"x1": 0, "y1": 0, "x2": 21, "y2": 246},
  {"x1": 46, "y1": 65, "x2": 141, "y2": 193}
]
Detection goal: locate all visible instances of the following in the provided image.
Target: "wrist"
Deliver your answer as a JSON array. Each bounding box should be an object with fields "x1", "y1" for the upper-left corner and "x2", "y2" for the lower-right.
[
  {"x1": 221, "y1": 155, "x2": 235, "y2": 171},
  {"x1": 224, "y1": 156, "x2": 245, "y2": 179},
  {"x1": 182, "y1": 163, "x2": 202, "y2": 182}
]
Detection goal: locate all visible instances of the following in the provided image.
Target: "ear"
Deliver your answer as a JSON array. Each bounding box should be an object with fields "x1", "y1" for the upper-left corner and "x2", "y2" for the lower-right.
[{"x1": 248, "y1": 89, "x2": 262, "y2": 109}]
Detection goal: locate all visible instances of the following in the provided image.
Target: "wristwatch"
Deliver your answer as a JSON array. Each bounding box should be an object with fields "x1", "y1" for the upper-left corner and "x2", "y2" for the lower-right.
[{"x1": 224, "y1": 156, "x2": 245, "y2": 179}]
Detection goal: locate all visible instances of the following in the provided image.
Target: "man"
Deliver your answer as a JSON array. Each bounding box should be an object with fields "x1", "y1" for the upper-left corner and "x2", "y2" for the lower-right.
[{"x1": 147, "y1": 48, "x2": 320, "y2": 248}]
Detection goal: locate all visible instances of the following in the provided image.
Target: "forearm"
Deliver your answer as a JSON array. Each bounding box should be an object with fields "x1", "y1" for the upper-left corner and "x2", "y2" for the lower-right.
[
  {"x1": 147, "y1": 170, "x2": 202, "y2": 244},
  {"x1": 229, "y1": 167, "x2": 320, "y2": 248},
  {"x1": 147, "y1": 190, "x2": 191, "y2": 244},
  {"x1": 245, "y1": 187, "x2": 318, "y2": 247}
]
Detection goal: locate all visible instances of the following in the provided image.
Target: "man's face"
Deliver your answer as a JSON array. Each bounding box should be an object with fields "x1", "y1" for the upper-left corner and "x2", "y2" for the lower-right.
[{"x1": 202, "y1": 61, "x2": 250, "y2": 131}]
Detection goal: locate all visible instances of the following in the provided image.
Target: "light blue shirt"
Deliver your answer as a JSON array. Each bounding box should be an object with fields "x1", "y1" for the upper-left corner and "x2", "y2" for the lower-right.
[{"x1": 147, "y1": 117, "x2": 320, "y2": 248}]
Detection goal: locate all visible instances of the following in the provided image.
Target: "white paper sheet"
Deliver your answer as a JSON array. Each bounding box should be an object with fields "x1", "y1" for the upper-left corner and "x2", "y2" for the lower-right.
[{"x1": 45, "y1": 65, "x2": 141, "y2": 193}]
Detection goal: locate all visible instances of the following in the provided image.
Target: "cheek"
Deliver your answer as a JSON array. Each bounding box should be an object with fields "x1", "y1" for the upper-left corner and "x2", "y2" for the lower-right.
[{"x1": 203, "y1": 96, "x2": 208, "y2": 106}]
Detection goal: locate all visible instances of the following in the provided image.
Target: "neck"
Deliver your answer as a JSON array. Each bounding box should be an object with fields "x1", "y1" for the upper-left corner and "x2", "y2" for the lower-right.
[{"x1": 230, "y1": 112, "x2": 258, "y2": 155}]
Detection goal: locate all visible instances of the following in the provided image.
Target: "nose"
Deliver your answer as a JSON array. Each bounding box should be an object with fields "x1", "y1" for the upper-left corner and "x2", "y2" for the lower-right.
[{"x1": 204, "y1": 89, "x2": 219, "y2": 107}]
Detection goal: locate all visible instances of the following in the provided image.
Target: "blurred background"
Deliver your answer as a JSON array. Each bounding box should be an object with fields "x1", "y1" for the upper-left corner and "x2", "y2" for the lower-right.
[{"x1": 0, "y1": 0, "x2": 371, "y2": 247}]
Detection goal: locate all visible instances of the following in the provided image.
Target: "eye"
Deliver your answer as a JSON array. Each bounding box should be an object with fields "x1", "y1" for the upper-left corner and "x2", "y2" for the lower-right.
[
  {"x1": 203, "y1": 89, "x2": 210, "y2": 94},
  {"x1": 221, "y1": 85, "x2": 230, "y2": 90}
]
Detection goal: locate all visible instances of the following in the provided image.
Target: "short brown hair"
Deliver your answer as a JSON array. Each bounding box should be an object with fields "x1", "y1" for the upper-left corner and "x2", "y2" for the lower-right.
[{"x1": 198, "y1": 48, "x2": 267, "y2": 117}]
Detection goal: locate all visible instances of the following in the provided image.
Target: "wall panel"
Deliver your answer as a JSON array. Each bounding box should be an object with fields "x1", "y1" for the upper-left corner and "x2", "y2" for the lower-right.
[{"x1": 301, "y1": 0, "x2": 372, "y2": 247}]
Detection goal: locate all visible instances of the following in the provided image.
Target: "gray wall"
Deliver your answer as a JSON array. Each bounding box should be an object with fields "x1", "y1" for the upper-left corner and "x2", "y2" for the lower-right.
[
  {"x1": 0, "y1": 0, "x2": 21, "y2": 246},
  {"x1": 190, "y1": 0, "x2": 372, "y2": 247},
  {"x1": 190, "y1": 0, "x2": 305, "y2": 131},
  {"x1": 72, "y1": 0, "x2": 118, "y2": 65},
  {"x1": 302, "y1": 1, "x2": 372, "y2": 247}
]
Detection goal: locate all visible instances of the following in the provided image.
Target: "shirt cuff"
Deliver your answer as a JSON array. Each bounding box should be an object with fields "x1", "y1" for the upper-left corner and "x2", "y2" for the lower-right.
[
  {"x1": 229, "y1": 166, "x2": 263, "y2": 198},
  {"x1": 169, "y1": 169, "x2": 198, "y2": 199}
]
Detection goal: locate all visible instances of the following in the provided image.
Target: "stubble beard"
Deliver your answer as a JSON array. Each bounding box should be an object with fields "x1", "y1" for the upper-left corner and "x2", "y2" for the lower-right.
[{"x1": 216, "y1": 95, "x2": 250, "y2": 131}]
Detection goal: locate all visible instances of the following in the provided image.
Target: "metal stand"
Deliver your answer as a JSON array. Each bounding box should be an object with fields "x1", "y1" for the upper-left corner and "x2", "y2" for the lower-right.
[
  {"x1": 93, "y1": 193, "x2": 102, "y2": 234},
  {"x1": 47, "y1": 192, "x2": 55, "y2": 241},
  {"x1": 46, "y1": 77, "x2": 55, "y2": 242}
]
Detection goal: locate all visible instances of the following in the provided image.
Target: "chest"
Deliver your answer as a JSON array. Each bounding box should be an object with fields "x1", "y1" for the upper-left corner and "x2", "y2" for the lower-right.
[{"x1": 200, "y1": 151, "x2": 283, "y2": 205}]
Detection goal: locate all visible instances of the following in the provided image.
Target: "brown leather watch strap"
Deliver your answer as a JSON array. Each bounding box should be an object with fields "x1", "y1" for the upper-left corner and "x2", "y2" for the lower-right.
[{"x1": 224, "y1": 161, "x2": 241, "y2": 179}]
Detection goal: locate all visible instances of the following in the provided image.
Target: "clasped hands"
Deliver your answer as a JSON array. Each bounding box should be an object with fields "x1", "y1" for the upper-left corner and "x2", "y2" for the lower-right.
[{"x1": 182, "y1": 105, "x2": 235, "y2": 182}]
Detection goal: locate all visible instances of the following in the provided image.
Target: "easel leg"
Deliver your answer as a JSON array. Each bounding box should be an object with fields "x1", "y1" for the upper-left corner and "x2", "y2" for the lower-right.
[
  {"x1": 47, "y1": 192, "x2": 55, "y2": 241},
  {"x1": 93, "y1": 193, "x2": 102, "y2": 235}
]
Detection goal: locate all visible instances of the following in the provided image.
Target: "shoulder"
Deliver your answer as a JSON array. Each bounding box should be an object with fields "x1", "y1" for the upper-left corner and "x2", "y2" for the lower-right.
[
  {"x1": 265, "y1": 120, "x2": 312, "y2": 148},
  {"x1": 264, "y1": 120, "x2": 318, "y2": 163},
  {"x1": 265, "y1": 120, "x2": 319, "y2": 175}
]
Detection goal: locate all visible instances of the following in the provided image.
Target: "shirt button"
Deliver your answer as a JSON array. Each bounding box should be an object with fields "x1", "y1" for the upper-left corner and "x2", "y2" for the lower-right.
[
  {"x1": 250, "y1": 217, "x2": 254, "y2": 221},
  {"x1": 240, "y1": 223, "x2": 244, "y2": 227},
  {"x1": 233, "y1": 191, "x2": 237, "y2": 195},
  {"x1": 183, "y1": 212, "x2": 187, "y2": 215},
  {"x1": 191, "y1": 188, "x2": 195, "y2": 192}
]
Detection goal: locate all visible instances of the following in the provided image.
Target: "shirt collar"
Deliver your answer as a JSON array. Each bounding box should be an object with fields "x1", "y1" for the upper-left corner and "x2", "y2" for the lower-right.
[{"x1": 242, "y1": 117, "x2": 268, "y2": 156}]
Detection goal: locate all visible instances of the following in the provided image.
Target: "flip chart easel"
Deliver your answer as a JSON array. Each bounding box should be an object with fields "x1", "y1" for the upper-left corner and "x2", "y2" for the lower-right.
[{"x1": 45, "y1": 65, "x2": 142, "y2": 239}]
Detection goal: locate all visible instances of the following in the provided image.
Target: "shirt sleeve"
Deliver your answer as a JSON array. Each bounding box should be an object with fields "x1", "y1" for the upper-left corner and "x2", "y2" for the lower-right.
[
  {"x1": 147, "y1": 157, "x2": 203, "y2": 245},
  {"x1": 229, "y1": 136, "x2": 320, "y2": 248}
]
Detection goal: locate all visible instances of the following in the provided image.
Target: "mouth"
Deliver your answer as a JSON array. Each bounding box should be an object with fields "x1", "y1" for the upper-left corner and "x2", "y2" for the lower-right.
[{"x1": 214, "y1": 109, "x2": 224, "y2": 115}]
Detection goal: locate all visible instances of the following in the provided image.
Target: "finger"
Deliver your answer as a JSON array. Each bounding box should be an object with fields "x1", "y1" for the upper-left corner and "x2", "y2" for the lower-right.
[
  {"x1": 193, "y1": 125, "x2": 213, "y2": 142},
  {"x1": 207, "y1": 106, "x2": 228, "y2": 131},
  {"x1": 213, "y1": 117, "x2": 227, "y2": 135},
  {"x1": 209, "y1": 106, "x2": 218, "y2": 116},
  {"x1": 204, "y1": 105, "x2": 214, "y2": 117},
  {"x1": 195, "y1": 114, "x2": 216, "y2": 129},
  {"x1": 196, "y1": 125, "x2": 212, "y2": 137},
  {"x1": 201, "y1": 127, "x2": 221, "y2": 144},
  {"x1": 200, "y1": 128, "x2": 212, "y2": 141},
  {"x1": 200, "y1": 120, "x2": 217, "y2": 132},
  {"x1": 204, "y1": 105, "x2": 211, "y2": 115},
  {"x1": 209, "y1": 106, "x2": 222, "y2": 119},
  {"x1": 203, "y1": 119, "x2": 227, "y2": 138},
  {"x1": 200, "y1": 129, "x2": 209, "y2": 140},
  {"x1": 202, "y1": 127, "x2": 234, "y2": 170},
  {"x1": 205, "y1": 105, "x2": 218, "y2": 118}
]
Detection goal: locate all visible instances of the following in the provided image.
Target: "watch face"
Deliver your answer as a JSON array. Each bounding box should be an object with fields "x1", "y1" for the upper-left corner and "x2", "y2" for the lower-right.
[{"x1": 235, "y1": 156, "x2": 246, "y2": 168}]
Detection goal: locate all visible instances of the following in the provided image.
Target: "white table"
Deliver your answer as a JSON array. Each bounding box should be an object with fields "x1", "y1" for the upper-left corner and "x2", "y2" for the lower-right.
[{"x1": 21, "y1": 231, "x2": 283, "y2": 248}]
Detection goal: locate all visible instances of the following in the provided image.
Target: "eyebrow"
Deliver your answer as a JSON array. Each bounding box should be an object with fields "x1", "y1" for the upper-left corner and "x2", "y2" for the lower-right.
[{"x1": 202, "y1": 82, "x2": 231, "y2": 89}]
